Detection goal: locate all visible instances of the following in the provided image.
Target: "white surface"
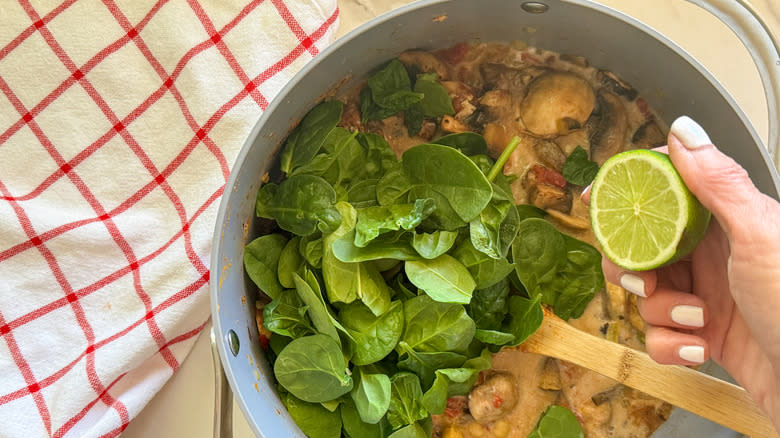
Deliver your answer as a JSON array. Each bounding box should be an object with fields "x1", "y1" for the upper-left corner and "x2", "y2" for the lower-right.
[{"x1": 122, "y1": 0, "x2": 779, "y2": 436}]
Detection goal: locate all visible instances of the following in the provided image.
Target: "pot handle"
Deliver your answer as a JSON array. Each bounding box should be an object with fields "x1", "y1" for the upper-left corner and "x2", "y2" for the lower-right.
[
  {"x1": 685, "y1": 0, "x2": 780, "y2": 168},
  {"x1": 210, "y1": 327, "x2": 234, "y2": 438}
]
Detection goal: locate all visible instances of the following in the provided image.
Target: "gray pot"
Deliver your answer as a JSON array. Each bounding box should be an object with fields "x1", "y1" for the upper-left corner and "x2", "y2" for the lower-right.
[{"x1": 209, "y1": 1, "x2": 780, "y2": 436}]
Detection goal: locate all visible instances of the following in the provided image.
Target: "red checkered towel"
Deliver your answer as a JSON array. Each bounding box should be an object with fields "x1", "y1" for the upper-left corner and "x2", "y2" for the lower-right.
[{"x1": 0, "y1": 1, "x2": 339, "y2": 436}]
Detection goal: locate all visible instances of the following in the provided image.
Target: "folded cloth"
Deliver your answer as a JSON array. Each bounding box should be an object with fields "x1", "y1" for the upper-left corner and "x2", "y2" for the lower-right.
[{"x1": 0, "y1": 1, "x2": 339, "y2": 436}]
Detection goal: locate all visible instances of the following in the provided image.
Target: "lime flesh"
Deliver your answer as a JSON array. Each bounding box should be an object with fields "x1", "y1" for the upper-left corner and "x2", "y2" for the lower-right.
[{"x1": 590, "y1": 150, "x2": 711, "y2": 271}]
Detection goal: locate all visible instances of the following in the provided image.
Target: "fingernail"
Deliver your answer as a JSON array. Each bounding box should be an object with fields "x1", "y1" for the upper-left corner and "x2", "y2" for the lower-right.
[
  {"x1": 670, "y1": 116, "x2": 712, "y2": 149},
  {"x1": 678, "y1": 345, "x2": 705, "y2": 364},
  {"x1": 620, "y1": 273, "x2": 646, "y2": 297},
  {"x1": 670, "y1": 305, "x2": 704, "y2": 327}
]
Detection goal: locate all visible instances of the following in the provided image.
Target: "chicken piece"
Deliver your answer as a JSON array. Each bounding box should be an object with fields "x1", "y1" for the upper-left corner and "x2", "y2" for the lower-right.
[
  {"x1": 442, "y1": 81, "x2": 477, "y2": 120},
  {"x1": 398, "y1": 50, "x2": 451, "y2": 80},
  {"x1": 590, "y1": 90, "x2": 629, "y2": 165},
  {"x1": 441, "y1": 115, "x2": 470, "y2": 133},
  {"x1": 529, "y1": 184, "x2": 572, "y2": 213},
  {"x1": 558, "y1": 360, "x2": 615, "y2": 437},
  {"x1": 468, "y1": 372, "x2": 518, "y2": 423},
  {"x1": 519, "y1": 71, "x2": 596, "y2": 138}
]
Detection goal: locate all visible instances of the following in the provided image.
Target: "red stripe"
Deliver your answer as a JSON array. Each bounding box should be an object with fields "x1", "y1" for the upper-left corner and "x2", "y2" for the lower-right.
[
  {"x1": 271, "y1": 0, "x2": 319, "y2": 57},
  {"x1": 0, "y1": 0, "x2": 78, "y2": 61}
]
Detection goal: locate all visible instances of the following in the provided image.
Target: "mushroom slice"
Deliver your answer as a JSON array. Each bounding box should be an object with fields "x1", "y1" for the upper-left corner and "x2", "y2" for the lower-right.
[
  {"x1": 591, "y1": 385, "x2": 625, "y2": 406},
  {"x1": 532, "y1": 138, "x2": 567, "y2": 172},
  {"x1": 398, "y1": 51, "x2": 451, "y2": 80},
  {"x1": 480, "y1": 63, "x2": 547, "y2": 92},
  {"x1": 539, "y1": 358, "x2": 561, "y2": 391},
  {"x1": 519, "y1": 72, "x2": 596, "y2": 138},
  {"x1": 590, "y1": 90, "x2": 629, "y2": 166},
  {"x1": 546, "y1": 209, "x2": 589, "y2": 230},
  {"x1": 598, "y1": 69, "x2": 638, "y2": 101},
  {"x1": 441, "y1": 115, "x2": 470, "y2": 133},
  {"x1": 468, "y1": 372, "x2": 519, "y2": 423},
  {"x1": 632, "y1": 119, "x2": 667, "y2": 148},
  {"x1": 530, "y1": 184, "x2": 572, "y2": 213}
]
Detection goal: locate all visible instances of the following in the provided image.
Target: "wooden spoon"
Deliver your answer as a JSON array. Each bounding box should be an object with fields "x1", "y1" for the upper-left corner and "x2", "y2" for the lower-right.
[{"x1": 521, "y1": 307, "x2": 779, "y2": 438}]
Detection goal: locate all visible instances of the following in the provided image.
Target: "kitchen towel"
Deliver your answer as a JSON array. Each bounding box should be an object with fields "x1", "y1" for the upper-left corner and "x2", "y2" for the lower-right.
[{"x1": 0, "y1": 1, "x2": 338, "y2": 436}]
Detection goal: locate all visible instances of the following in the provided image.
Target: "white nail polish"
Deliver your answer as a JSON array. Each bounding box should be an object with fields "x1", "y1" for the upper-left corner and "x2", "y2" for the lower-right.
[
  {"x1": 671, "y1": 305, "x2": 704, "y2": 327},
  {"x1": 678, "y1": 345, "x2": 705, "y2": 364},
  {"x1": 670, "y1": 116, "x2": 712, "y2": 149},
  {"x1": 620, "y1": 274, "x2": 646, "y2": 297}
]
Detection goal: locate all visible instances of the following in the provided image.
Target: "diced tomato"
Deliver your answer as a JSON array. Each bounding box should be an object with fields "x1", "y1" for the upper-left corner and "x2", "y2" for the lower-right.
[
  {"x1": 436, "y1": 42, "x2": 469, "y2": 65},
  {"x1": 493, "y1": 395, "x2": 504, "y2": 408},
  {"x1": 444, "y1": 397, "x2": 468, "y2": 418},
  {"x1": 259, "y1": 333, "x2": 270, "y2": 350},
  {"x1": 533, "y1": 165, "x2": 567, "y2": 188}
]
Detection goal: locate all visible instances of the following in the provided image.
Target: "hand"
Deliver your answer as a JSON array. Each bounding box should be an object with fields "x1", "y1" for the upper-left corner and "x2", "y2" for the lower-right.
[{"x1": 598, "y1": 116, "x2": 780, "y2": 429}]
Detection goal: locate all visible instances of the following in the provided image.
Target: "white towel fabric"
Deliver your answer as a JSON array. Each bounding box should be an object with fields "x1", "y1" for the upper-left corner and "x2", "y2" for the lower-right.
[{"x1": 0, "y1": 1, "x2": 338, "y2": 436}]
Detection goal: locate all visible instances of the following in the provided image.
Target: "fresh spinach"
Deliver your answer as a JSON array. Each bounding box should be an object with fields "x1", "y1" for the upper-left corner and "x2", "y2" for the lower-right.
[
  {"x1": 469, "y1": 182, "x2": 520, "y2": 259},
  {"x1": 274, "y1": 334, "x2": 353, "y2": 403},
  {"x1": 354, "y1": 198, "x2": 435, "y2": 247},
  {"x1": 278, "y1": 236, "x2": 304, "y2": 289},
  {"x1": 562, "y1": 146, "x2": 599, "y2": 186},
  {"x1": 255, "y1": 174, "x2": 341, "y2": 236},
  {"x1": 293, "y1": 272, "x2": 340, "y2": 342},
  {"x1": 356, "y1": 132, "x2": 397, "y2": 179},
  {"x1": 433, "y1": 132, "x2": 488, "y2": 156},
  {"x1": 452, "y1": 238, "x2": 515, "y2": 290},
  {"x1": 347, "y1": 179, "x2": 379, "y2": 208},
  {"x1": 291, "y1": 127, "x2": 364, "y2": 187},
  {"x1": 411, "y1": 230, "x2": 458, "y2": 259},
  {"x1": 333, "y1": 231, "x2": 420, "y2": 262},
  {"x1": 387, "y1": 372, "x2": 428, "y2": 429},
  {"x1": 404, "y1": 103, "x2": 424, "y2": 137},
  {"x1": 516, "y1": 204, "x2": 548, "y2": 221},
  {"x1": 401, "y1": 295, "x2": 475, "y2": 353},
  {"x1": 405, "y1": 255, "x2": 475, "y2": 304},
  {"x1": 403, "y1": 144, "x2": 493, "y2": 225},
  {"x1": 341, "y1": 300, "x2": 404, "y2": 366},
  {"x1": 263, "y1": 289, "x2": 314, "y2": 339},
  {"x1": 299, "y1": 233, "x2": 323, "y2": 269},
  {"x1": 474, "y1": 329, "x2": 516, "y2": 345},
  {"x1": 350, "y1": 368, "x2": 392, "y2": 424},
  {"x1": 283, "y1": 393, "x2": 342, "y2": 438},
  {"x1": 413, "y1": 73, "x2": 454, "y2": 117},
  {"x1": 367, "y1": 59, "x2": 424, "y2": 112},
  {"x1": 376, "y1": 163, "x2": 413, "y2": 206},
  {"x1": 527, "y1": 405, "x2": 585, "y2": 438},
  {"x1": 243, "y1": 233, "x2": 287, "y2": 299},
  {"x1": 421, "y1": 348, "x2": 492, "y2": 414},
  {"x1": 503, "y1": 294, "x2": 544, "y2": 346},
  {"x1": 280, "y1": 100, "x2": 343, "y2": 174},
  {"x1": 396, "y1": 342, "x2": 467, "y2": 389},
  {"x1": 387, "y1": 422, "x2": 427, "y2": 438},
  {"x1": 360, "y1": 86, "x2": 398, "y2": 123},
  {"x1": 468, "y1": 278, "x2": 509, "y2": 331},
  {"x1": 341, "y1": 400, "x2": 389, "y2": 438}
]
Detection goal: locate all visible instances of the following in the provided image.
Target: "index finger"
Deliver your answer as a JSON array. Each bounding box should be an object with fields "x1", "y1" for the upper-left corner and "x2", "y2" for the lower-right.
[{"x1": 602, "y1": 257, "x2": 658, "y2": 298}]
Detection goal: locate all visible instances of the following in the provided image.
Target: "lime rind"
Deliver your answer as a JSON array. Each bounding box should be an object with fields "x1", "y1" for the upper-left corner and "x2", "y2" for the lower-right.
[{"x1": 590, "y1": 149, "x2": 709, "y2": 271}]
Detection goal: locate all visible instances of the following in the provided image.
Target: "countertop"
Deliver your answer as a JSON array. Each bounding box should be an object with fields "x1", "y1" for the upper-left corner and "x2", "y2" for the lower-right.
[{"x1": 123, "y1": 0, "x2": 779, "y2": 437}]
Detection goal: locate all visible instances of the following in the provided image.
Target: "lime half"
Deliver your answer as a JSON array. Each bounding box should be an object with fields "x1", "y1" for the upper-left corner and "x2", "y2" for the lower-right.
[{"x1": 590, "y1": 150, "x2": 711, "y2": 271}]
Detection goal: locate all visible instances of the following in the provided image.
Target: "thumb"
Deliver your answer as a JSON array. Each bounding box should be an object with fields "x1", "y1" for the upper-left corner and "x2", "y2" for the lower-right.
[{"x1": 667, "y1": 116, "x2": 765, "y2": 240}]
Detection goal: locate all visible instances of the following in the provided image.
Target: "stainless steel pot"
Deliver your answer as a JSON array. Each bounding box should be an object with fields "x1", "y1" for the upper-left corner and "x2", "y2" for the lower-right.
[{"x1": 209, "y1": 1, "x2": 780, "y2": 437}]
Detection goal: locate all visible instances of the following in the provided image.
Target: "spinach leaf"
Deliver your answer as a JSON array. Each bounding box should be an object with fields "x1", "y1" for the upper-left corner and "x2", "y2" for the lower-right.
[
  {"x1": 387, "y1": 422, "x2": 427, "y2": 438},
  {"x1": 376, "y1": 163, "x2": 413, "y2": 206},
  {"x1": 403, "y1": 144, "x2": 493, "y2": 224},
  {"x1": 387, "y1": 372, "x2": 427, "y2": 429},
  {"x1": 413, "y1": 73, "x2": 455, "y2": 117},
  {"x1": 356, "y1": 132, "x2": 397, "y2": 179},
  {"x1": 291, "y1": 127, "x2": 364, "y2": 187},
  {"x1": 355, "y1": 199, "x2": 435, "y2": 247},
  {"x1": 263, "y1": 289, "x2": 314, "y2": 339},
  {"x1": 282, "y1": 393, "x2": 342, "y2": 438},
  {"x1": 333, "y1": 230, "x2": 420, "y2": 262},
  {"x1": 516, "y1": 204, "x2": 548, "y2": 221},
  {"x1": 401, "y1": 295, "x2": 475, "y2": 353},
  {"x1": 341, "y1": 300, "x2": 404, "y2": 366},
  {"x1": 474, "y1": 329, "x2": 516, "y2": 345},
  {"x1": 243, "y1": 233, "x2": 287, "y2": 299},
  {"x1": 404, "y1": 103, "x2": 424, "y2": 137},
  {"x1": 256, "y1": 174, "x2": 341, "y2": 236},
  {"x1": 433, "y1": 132, "x2": 489, "y2": 156},
  {"x1": 299, "y1": 233, "x2": 323, "y2": 269},
  {"x1": 469, "y1": 182, "x2": 520, "y2": 259},
  {"x1": 527, "y1": 405, "x2": 585, "y2": 438},
  {"x1": 562, "y1": 146, "x2": 599, "y2": 186},
  {"x1": 405, "y1": 255, "x2": 475, "y2": 304},
  {"x1": 323, "y1": 203, "x2": 392, "y2": 315},
  {"x1": 274, "y1": 334, "x2": 353, "y2": 403},
  {"x1": 391, "y1": 272, "x2": 418, "y2": 301},
  {"x1": 411, "y1": 230, "x2": 458, "y2": 259},
  {"x1": 468, "y1": 278, "x2": 509, "y2": 330},
  {"x1": 513, "y1": 218, "x2": 603, "y2": 320},
  {"x1": 347, "y1": 179, "x2": 379, "y2": 208},
  {"x1": 341, "y1": 400, "x2": 389, "y2": 438},
  {"x1": 360, "y1": 86, "x2": 397, "y2": 123},
  {"x1": 280, "y1": 100, "x2": 343, "y2": 174},
  {"x1": 452, "y1": 238, "x2": 515, "y2": 290},
  {"x1": 502, "y1": 294, "x2": 543, "y2": 346},
  {"x1": 293, "y1": 272, "x2": 340, "y2": 342},
  {"x1": 396, "y1": 341, "x2": 466, "y2": 389},
  {"x1": 350, "y1": 368, "x2": 392, "y2": 424},
  {"x1": 367, "y1": 59, "x2": 424, "y2": 112},
  {"x1": 421, "y1": 348, "x2": 492, "y2": 414},
  {"x1": 278, "y1": 236, "x2": 304, "y2": 289}
]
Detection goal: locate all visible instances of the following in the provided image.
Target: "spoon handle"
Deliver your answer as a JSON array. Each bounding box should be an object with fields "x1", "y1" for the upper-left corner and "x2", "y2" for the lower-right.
[{"x1": 521, "y1": 309, "x2": 778, "y2": 438}]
